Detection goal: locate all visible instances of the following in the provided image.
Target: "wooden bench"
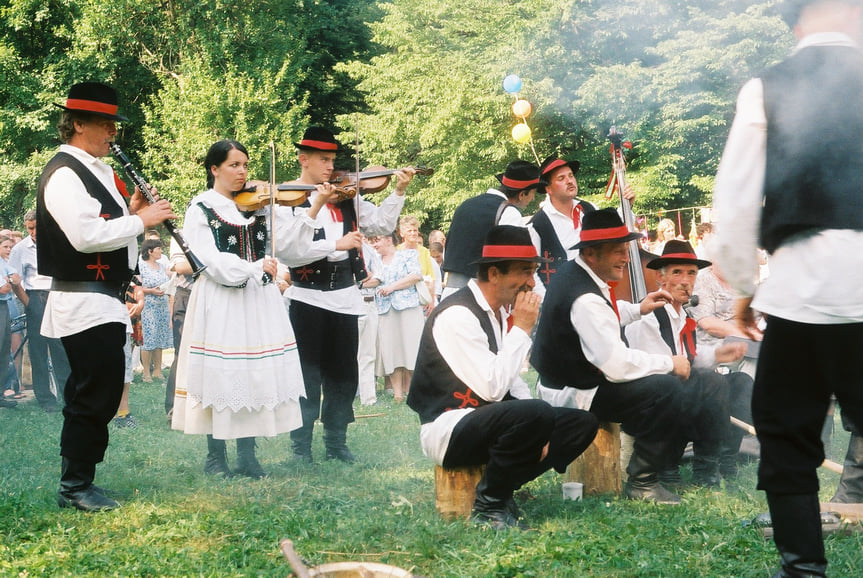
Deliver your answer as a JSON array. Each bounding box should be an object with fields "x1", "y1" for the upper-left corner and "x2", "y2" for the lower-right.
[
  {"x1": 434, "y1": 464, "x2": 484, "y2": 520},
  {"x1": 565, "y1": 422, "x2": 623, "y2": 495}
]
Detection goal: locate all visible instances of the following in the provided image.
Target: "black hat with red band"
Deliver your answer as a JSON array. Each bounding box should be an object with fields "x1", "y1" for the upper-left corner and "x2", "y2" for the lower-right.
[
  {"x1": 294, "y1": 126, "x2": 342, "y2": 151},
  {"x1": 54, "y1": 82, "x2": 128, "y2": 122},
  {"x1": 473, "y1": 225, "x2": 551, "y2": 265},
  {"x1": 646, "y1": 239, "x2": 711, "y2": 270},
  {"x1": 571, "y1": 208, "x2": 643, "y2": 250},
  {"x1": 495, "y1": 160, "x2": 544, "y2": 193}
]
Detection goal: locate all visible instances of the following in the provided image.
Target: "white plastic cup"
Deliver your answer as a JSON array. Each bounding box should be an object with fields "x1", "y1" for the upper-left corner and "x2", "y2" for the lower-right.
[{"x1": 562, "y1": 481, "x2": 584, "y2": 501}]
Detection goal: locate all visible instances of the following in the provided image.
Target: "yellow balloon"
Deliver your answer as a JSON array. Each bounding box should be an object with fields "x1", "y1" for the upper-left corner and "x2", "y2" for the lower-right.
[
  {"x1": 512, "y1": 99, "x2": 532, "y2": 118},
  {"x1": 512, "y1": 123, "x2": 532, "y2": 144}
]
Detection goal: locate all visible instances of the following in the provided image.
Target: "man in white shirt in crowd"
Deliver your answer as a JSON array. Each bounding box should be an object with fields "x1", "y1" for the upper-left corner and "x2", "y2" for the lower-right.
[
  {"x1": 407, "y1": 225, "x2": 598, "y2": 530},
  {"x1": 713, "y1": 1, "x2": 863, "y2": 574},
  {"x1": 8, "y1": 210, "x2": 72, "y2": 412},
  {"x1": 38, "y1": 82, "x2": 175, "y2": 511}
]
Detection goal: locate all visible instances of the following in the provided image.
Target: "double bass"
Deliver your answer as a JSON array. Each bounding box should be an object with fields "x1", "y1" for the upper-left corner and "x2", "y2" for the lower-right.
[{"x1": 605, "y1": 127, "x2": 657, "y2": 303}]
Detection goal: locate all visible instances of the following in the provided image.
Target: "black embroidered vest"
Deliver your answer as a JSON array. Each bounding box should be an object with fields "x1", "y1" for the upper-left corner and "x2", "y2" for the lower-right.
[
  {"x1": 761, "y1": 45, "x2": 863, "y2": 253},
  {"x1": 529, "y1": 201, "x2": 595, "y2": 286},
  {"x1": 407, "y1": 287, "x2": 513, "y2": 424},
  {"x1": 197, "y1": 202, "x2": 268, "y2": 261},
  {"x1": 289, "y1": 198, "x2": 368, "y2": 290},
  {"x1": 36, "y1": 152, "x2": 131, "y2": 283},
  {"x1": 530, "y1": 260, "x2": 611, "y2": 389}
]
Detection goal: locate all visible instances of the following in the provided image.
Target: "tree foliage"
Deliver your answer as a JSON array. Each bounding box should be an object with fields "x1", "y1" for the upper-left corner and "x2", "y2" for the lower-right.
[{"x1": 0, "y1": 0, "x2": 792, "y2": 234}]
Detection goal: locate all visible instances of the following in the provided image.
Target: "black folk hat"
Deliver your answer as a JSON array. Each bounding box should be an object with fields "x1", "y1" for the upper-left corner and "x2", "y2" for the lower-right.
[
  {"x1": 473, "y1": 225, "x2": 551, "y2": 265},
  {"x1": 538, "y1": 154, "x2": 580, "y2": 194},
  {"x1": 646, "y1": 239, "x2": 712, "y2": 270},
  {"x1": 571, "y1": 207, "x2": 643, "y2": 250},
  {"x1": 495, "y1": 160, "x2": 543, "y2": 193},
  {"x1": 53, "y1": 82, "x2": 128, "y2": 122},
  {"x1": 294, "y1": 126, "x2": 341, "y2": 151}
]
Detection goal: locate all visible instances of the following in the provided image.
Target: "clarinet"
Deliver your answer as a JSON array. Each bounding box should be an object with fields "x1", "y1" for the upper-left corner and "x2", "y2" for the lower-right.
[{"x1": 110, "y1": 143, "x2": 207, "y2": 278}]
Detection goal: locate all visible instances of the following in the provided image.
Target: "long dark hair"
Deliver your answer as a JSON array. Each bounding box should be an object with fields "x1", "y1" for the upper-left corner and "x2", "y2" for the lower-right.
[{"x1": 204, "y1": 139, "x2": 249, "y2": 189}]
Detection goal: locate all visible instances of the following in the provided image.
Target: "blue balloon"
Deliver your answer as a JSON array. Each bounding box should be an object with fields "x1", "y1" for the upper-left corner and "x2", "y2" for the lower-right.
[{"x1": 503, "y1": 74, "x2": 522, "y2": 94}]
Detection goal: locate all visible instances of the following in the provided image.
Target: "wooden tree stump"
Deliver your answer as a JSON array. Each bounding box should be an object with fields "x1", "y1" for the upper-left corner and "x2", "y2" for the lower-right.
[
  {"x1": 434, "y1": 464, "x2": 484, "y2": 520},
  {"x1": 566, "y1": 421, "x2": 622, "y2": 495}
]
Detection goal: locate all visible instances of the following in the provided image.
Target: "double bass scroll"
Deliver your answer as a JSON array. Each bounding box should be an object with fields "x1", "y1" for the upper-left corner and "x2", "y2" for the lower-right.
[{"x1": 606, "y1": 127, "x2": 652, "y2": 303}]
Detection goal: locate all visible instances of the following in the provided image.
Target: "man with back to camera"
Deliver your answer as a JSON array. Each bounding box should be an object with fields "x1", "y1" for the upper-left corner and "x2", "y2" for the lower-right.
[{"x1": 713, "y1": 1, "x2": 863, "y2": 574}]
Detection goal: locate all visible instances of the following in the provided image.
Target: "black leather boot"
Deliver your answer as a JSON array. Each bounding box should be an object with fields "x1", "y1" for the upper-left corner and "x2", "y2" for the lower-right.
[
  {"x1": 830, "y1": 431, "x2": 863, "y2": 503},
  {"x1": 58, "y1": 458, "x2": 120, "y2": 512},
  {"x1": 204, "y1": 435, "x2": 231, "y2": 477},
  {"x1": 624, "y1": 451, "x2": 681, "y2": 505},
  {"x1": 766, "y1": 493, "x2": 827, "y2": 578},
  {"x1": 290, "y1": 424, "x2": 314, "y2": 463},
  {"x1": 235, "y1": 437, "x2": 265, "y2": 479},
  {"x1": 470, "y1": 476, "x2": 522, "y2": 530},
  {"x1": 324, "y1": 426, "x2": 355, "y2": 463}
]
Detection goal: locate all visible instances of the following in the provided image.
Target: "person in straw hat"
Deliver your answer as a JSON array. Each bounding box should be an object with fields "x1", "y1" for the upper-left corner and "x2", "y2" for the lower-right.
[
  {"x1": 38, "y1": 82, "x2": 176, "y2": 511},
  {"x1": 407, "y1": 225, "x2": 598, "y2": 530},
  {"x1": 532, "y1": 208, "x2": 691, "y2": 504}
]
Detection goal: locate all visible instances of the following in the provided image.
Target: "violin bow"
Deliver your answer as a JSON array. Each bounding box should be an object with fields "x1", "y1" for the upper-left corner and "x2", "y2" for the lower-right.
[{"x1": 266, "y1": 141, "x2": 276, "y2": 284}]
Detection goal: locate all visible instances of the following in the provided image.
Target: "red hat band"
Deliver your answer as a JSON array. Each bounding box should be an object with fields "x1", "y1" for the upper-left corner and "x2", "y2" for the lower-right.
[
  {"x1": 580, "y1": 225, "x2": 631, "y2": 242},
  {"x1": 482, "y1": 245, "x2": 540, "y2": 259},
  {"x1": 65, "y1": 98, "x2": 120, "y2": 117}
]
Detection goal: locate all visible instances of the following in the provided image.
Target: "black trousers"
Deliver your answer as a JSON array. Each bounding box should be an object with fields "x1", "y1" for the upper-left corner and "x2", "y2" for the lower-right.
[
  {"x1": 589, "y1": 373, "x2": 687, "y2": 473},
  {"x1": 443, "y1": 399, "x2": 599, "y2": 499},
  {"x1": 25, "y1": 290, "x2": 71, "y2": 406},
  {"x1": 754, "y1": 316, "x2": 863, "y2": 494},
  {"x1": 0, "y1": 304, "x2": 10, "y2": 393},
  {"x1": 289, "y1": 299, "x2": 359, "y2": 429},
  {"x1": 165, "y1": 286, "x2": 191, "y2": 413},
  {"x1": 60, "y1": 322, "x2": 126, "y2": 464}
]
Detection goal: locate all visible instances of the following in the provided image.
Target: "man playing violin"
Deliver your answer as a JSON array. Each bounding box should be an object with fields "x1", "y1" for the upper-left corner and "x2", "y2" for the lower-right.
[{"x1": 286, "y1": 126, "x2": 415, "y2": 463}]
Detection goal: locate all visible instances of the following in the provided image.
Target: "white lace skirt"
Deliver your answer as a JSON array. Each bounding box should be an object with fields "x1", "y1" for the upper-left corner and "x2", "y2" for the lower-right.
[{"x1": 172, "y1": 276, "x2": 305, "y2": 439}]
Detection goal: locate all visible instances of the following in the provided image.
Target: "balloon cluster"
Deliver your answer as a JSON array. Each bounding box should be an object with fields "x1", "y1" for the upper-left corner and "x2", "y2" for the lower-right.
[{"x1": 503, "y1": 74, "x2": 540, "y2": 164}]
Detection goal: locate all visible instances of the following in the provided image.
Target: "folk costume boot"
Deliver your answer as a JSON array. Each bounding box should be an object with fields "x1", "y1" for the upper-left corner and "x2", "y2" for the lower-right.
[
  {"x1": 692, "y1": 440, "x2": 721, "y2": 488},
  {"x1": 766, "y1": 492, "x2": 827, "y2": 577},
  {"x1": 624, "y1": 451, "x2": 681, "y2": 505},
  {"x1": 290, "y1": 424, "x2": 314, "y2": 463},
  {"x1": 324, "y1": 426, "x2": 355, "y2": 463},
  {"x1": 58, "y1": 458, "x2": 120, "y2": 512},
  {"x1": 204, "y1": 435, "x2": 232, "y2": 477},
  {"x1": 470, "y1": 476, "x2": 522, "y2": 531},
  {"x1": 235, "y1": 437, "x2": 266, "y2": 479},
  {"x1": 830, "y1": 431, "x2": 863, "y2": 503}
]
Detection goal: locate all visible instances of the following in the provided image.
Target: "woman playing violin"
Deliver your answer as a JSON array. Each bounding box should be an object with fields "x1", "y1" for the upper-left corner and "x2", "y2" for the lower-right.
[{"x1": 171, "y1": 139, "x2": 337, "y2": 478}]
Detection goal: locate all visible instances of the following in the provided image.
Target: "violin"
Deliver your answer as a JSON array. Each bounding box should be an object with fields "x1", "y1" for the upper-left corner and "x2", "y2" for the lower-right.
[
  {"x1": 328, "y1": 165, "x2": 434, "y2": 198},
  {"x1": 233, "y1": 180, "x2": 352, "y2": 212}
]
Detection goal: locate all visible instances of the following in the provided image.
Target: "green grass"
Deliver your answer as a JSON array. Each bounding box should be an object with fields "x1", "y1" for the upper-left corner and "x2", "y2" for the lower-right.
[{"x1": 1, "y1": 373, "x2": 860, "y2": 577}]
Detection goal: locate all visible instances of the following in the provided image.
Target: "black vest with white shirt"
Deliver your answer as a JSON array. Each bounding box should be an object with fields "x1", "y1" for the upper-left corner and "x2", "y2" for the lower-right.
[
  {"x1": 36, "y1": 152, "x2": 131, "y2": 283},
  {"x1": 761, "y1": 45, "x2": 863, "y2": 253}
]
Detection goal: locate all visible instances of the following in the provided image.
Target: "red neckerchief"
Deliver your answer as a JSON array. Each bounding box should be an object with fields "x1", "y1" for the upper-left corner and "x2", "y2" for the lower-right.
[
  {"x1": 113, "y1": 171, "x2": 129, "y2": 198},
  {"x1": 328, "y1": 203, "x2": 343, "y2": 222},
  {"x1": 608, "y1": 281, "x2": 621, "y2": 321},
  {"x1": 681, "y1": 316, "x2": 697, "y2": 362}
]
